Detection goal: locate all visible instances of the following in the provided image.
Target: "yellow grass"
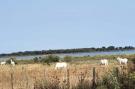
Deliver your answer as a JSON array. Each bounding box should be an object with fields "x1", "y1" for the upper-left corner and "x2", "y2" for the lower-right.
[{"x1": 0, "y1": 63, "x2": 128, "y2": 89}]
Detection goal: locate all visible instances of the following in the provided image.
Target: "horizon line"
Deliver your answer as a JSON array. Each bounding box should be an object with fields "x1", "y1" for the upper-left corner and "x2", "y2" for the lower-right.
[{"x1": 0, "y1": 45, "x2": 134, "y2": 55}]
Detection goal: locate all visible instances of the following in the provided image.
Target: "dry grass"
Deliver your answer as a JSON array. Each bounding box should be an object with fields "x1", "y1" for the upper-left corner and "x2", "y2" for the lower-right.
[{"x1": 0, "y1": 62, "x2": 129, "y2": 89}]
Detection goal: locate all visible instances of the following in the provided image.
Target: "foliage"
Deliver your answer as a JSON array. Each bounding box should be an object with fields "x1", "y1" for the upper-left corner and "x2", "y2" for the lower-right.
[
  {"x1": 97, "y1": 69, "x2": 120, "y2": 89},
  {"x1": 62, "y1": 56, "x2": 73, "y2": 62},
  {"x1": 40, "y1": 55, "x2": 60, "y2": 64},
  {"x1": 0, "y1": 46, "x2": 134, "y2": 57},
  {"x1": 97, "y1": 68, "x2": 135, "y2": 89},
  {"x1": 16, "y1": 59, "x2": 34, "y2": 64},
  {"x1": 33, "y1": 57, "x2": 39, "y2": 63},
  {"x1": 3, "y1": 54, "x2": 135, "y2": 65},
  {"x1": 129, "y1": 72, "x2": 135, "y2": 80}
]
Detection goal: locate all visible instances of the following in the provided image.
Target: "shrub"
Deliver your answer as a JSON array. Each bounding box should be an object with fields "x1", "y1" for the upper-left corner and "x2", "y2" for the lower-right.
[
  {"x1": 63, "y1": 56, "x2": 73, "y2": 62},
  {"x1": 16, "y1": 60, "x2": 34, "y2": 64},
  {"x1": 97, "y1": 68, "x2": 135, "y2": 89},
  {"x1": 33, "y1": 57, "x2": 39, "y2": 63},
  {"x1": 40, "y1": 55, "x2": 60, "y2": 64},
  {"x1": 99, "y1": 69, "x2": 120, "y2": 89}
]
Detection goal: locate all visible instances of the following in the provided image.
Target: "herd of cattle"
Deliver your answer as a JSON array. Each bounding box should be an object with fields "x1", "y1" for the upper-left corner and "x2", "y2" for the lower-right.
[{"x1": 0, "y1": 57, "x2": 128, "y2": 69}]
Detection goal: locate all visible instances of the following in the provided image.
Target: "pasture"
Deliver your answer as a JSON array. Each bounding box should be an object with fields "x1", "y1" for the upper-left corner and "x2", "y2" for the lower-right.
[{"x1": 0, "y1": 59, "x2": 134, "y2": 89}]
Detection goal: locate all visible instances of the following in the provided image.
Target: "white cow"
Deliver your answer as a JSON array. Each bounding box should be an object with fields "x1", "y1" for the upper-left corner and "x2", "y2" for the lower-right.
[
  {"x1": 55, "y1": 62, "x2": 67, "y2": 69},
  {"x1": 100, "y1": 59, "x2": 108, "y2": 66},
  {"x1": 0, "y1": 61, "x2": 6, "y2": 65},
  {"x1": 117, "y1": 57, "x2": 128, "y2": 65}
]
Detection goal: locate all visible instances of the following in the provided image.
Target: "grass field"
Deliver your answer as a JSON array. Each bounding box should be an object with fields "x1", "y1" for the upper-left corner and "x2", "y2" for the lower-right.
[{"x1": 0, "y1": 59, "x2": 133, "y2": 89}]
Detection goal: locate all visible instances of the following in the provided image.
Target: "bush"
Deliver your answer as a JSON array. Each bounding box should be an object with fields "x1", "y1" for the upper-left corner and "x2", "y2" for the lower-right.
[
  {"x1": 33, "y1": 57, "x2": 39, "y2": 63},
  {"x1": 16, "y1": 60, "x2": 34, "y2": 64},
  {"x1": 97, "y1": 68, "x2": 135, "y2": 89},
  {"x1": 40, "y1": 55, "x2": 60, "y2": 64},
  {"x1": 63, "y1": 56, "x2": 73, "y2": 62},
  {"x1": 99, "y1": 69, "x2": 120, "y2": 89}
]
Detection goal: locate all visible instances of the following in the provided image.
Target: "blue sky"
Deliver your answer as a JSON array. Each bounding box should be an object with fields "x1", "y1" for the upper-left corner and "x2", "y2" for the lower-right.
[{"x1": 0, "y1": 0, "x2": 135, "y2": 53}]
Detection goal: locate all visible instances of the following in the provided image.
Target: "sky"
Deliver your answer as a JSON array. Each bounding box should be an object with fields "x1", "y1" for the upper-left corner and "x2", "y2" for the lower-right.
[{"x1": 0, "y1": 0, "x2": 135, "y2": 54}]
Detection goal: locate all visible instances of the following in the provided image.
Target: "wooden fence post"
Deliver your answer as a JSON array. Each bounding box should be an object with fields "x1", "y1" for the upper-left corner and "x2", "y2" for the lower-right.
[
  {"x1": 11, "y1": 66, "x2": 14, "y2": 89},
  {"x1": 66, "y1": 68, "x2": 70, "y2": 89},
  {"x1": 24, "y1": 66, "x2": 29, "y2": 89},
  {"x1": 92, "y1": 67, "x2": 96, "y2": 89},
  {"x1": 116, "y1": 67, "x2": 119, "y2": 78}
]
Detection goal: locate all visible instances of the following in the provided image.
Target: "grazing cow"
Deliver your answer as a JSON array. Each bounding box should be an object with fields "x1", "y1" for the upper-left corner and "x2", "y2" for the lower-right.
[
  {"x1": 0, "y1": 61, "x2": 6, "y2": 65},
  {"x1": 117, "y1": 57, "x2": 128, "y2": 65},
  {"x1": 55, "y1": 62, "x2": 67, "y2": 69},
  {"x1": 100, "y1": 59, "x2": 108, "y2": 66}
]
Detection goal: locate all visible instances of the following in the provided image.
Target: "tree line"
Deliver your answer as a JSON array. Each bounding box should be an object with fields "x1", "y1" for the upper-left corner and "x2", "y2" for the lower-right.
[{"x1": 0, "y1": 46, "x2": 134, "y2": 57}]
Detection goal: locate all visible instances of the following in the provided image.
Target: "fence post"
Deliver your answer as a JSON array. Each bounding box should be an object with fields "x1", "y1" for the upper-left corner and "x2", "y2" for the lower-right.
[
  {"x1": 24, "y1": 66, "x2": 29, "y2": 89},
  {"x1": 92, "y1": 67, "x2": 96, "y2": 89},
  {"x1": 11, "y1": 66, "x2": 14, "y2": 89},
  {"x1": 116, "y1": 67, "x2": 119, "y2": 78},
  {"x1": 66, "y1": 68, "x2": 70, "y2": 89}
]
